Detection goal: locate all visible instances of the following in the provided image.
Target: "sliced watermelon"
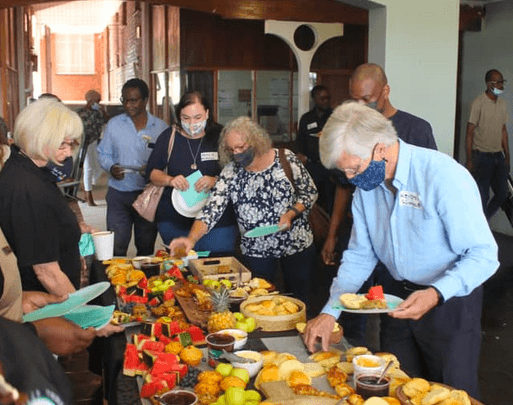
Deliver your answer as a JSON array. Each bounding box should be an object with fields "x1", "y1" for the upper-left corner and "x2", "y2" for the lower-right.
[
  {"x1": 149, "y1": 354, "x2": 183, "y2": 376},
  {"x1": 366, "y1": 285, "x2": 385, "y2": 300},
  {"x1": 167, "y1": 321, "x2": 182, "y2": 336},
  {"x1": 187, "y1": 326, "x2": 205, "y2": 344},
  {"x1": 163, "y1": 288, "x2": 175, "y2": 302},
  {"x1": 140, "y1": 379, "x2": 168, "y2": 398},
  {"x1": 123, "y1": 344, "x2": 148, "y2": 377},
  {"x1": 177, "y1": 332, "x2": 193, "y2": 347},
  {"x1": 158, "y1": 335, "x2": 172, "y2": 346},
  {"x1": 138, "y1": 340, "x2": 166, "y2": 352},
  {"x1": 158, "y1": 373, "x2": 177, "y2": 390},
  {"x1": 132, "y1": 333, "x2": 154, "y2": 347},
  {"x1": 169, "y1": 363, "x2": 188, "y2": 380}
]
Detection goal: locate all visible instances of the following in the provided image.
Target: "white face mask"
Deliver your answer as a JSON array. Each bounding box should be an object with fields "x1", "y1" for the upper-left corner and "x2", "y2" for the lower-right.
[
  {"x1": 182, "y1": 119, "x2": 207, "y2": 136},
  {"x1": 492, "y1": 87, "x2": 504, "y2": 96}
]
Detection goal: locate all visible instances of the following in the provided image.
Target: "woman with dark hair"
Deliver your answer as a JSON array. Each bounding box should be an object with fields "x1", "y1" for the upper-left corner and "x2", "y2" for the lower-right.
[{"x1": 146, "y1": 91, "x2": 238, "y2": 253}]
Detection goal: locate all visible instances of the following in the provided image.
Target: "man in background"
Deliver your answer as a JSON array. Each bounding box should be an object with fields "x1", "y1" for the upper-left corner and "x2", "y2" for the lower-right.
[
  {"x1": 466, "y1": 69, "x2": 510, "y2": 219},
  {"x1": 97, "y1": 79, "x2": 168, "y2": 256},
  {"x1": 77, "y1": 90, "x2": 108, "y2": 206},
  {"x1": 297, "y1": 85, "x2": 335, "y2": 213}
]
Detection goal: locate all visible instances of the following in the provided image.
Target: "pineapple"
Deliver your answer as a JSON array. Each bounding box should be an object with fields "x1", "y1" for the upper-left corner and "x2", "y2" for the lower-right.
[{"x1": 207, "y1": 286, "x2": 236, "y2": 333}]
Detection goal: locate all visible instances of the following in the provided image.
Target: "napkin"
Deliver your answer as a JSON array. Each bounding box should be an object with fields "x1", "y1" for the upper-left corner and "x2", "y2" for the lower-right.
[{"x1": 180, "y1": 170, "x2": 210, "y2": 207}]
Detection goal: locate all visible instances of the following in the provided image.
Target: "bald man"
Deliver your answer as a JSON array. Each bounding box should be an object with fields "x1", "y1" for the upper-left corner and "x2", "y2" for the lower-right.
[
  {"x1": 77, "y1": 90, "x2": 108, "y2": 206},
  {"x1": 321, "y1": 63, "x2": 437, "y2": 346}
]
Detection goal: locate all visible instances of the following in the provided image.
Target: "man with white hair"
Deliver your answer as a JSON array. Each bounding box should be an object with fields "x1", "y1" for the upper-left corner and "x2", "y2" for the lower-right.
[{"x1": 304, "y1": 101, "x2": 498, "y2": 397}]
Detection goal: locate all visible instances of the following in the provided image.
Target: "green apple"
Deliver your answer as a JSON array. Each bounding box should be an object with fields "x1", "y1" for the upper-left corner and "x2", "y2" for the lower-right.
[
  {"x1": 234, "y1": 312, "x2": 245, "y2": 322},
  {"x1": 244, "y1": 317, "x2": 256, "y2": 333},
  {"x1": 235, "y1": 321, "x2": 249, "y2": 333},
  {"x1": 215, "y1": 394, "x2": 226, "y2": 405},
  {"x1": 230, "y1": 367, "x2": 250, "y2": 384},
  {"x1": 244, "y1": 390, "x2": 261, "y2": 402},
  {"x1": 215, "y1": 362, "x2": 233, "y2": 377},
  {"x1": 220, "y1": 279, "x2": 232, "y2": 289},
  {"x1": 210, "y1": 280, "x2": 221, "y2": 290},
  {"x1": 203, "y1": 279, "x2": 213, "y2": 286},
  {"x1": 244, "y1": 401, "x2": 259, "y2": 405},
  {"x1": 225, "y1": 387, "x2": 245, "y2": 405}
]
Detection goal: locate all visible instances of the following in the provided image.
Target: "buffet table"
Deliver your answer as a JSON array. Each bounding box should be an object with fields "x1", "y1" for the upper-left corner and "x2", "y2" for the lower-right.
[{"x1": 88, "y1": 259, "x2": 347, "y2": 405}]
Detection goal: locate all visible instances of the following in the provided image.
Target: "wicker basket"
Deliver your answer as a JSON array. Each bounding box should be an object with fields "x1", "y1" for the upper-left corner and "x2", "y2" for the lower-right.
[{"x1": 240, "y1": 295, "x2": 306, "y2": 332}]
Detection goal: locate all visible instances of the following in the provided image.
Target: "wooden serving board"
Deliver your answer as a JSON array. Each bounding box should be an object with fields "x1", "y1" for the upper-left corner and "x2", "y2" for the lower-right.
[
  {"x1": 396, "y1": 384, "x2": 484, "y2": 405},
  {"x1": 260, "y1": 381, "x2": 340, "y2": 405},
  {"x1": 172, "y1": 281, "x2": 209, "y2": 329}
]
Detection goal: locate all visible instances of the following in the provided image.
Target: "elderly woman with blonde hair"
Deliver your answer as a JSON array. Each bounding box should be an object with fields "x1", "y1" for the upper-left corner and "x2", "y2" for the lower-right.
[
  {"x1": 170, "y1": 116, "x2": 318, "y2": 304},
  {"x1": 0, "y1": 98, "x2": 87, "y2": 296}
]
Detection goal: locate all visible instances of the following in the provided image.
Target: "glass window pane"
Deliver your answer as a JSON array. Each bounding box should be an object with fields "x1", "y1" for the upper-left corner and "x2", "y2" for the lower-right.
[
  {"x1": 217, "y1": 70, "x2": 253, "y2": 126},
  {"x1": 255, "y1": 71, "x2": 291, "y2": 143}
]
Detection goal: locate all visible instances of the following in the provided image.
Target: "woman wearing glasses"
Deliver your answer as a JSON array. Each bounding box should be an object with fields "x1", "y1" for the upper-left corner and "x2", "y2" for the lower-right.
[
  {"x1": 146, "y1": 91, "x2": 238, "y2": 254},
  {"x1": 169, "y1": 117, "x2": 317, "y2": 305}
]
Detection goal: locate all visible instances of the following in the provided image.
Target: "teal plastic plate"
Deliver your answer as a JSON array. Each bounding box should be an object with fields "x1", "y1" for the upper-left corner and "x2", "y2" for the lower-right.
[
  {"x1": 244, "y1": 224, "x2": 285, "y2": 238},
  {"x1": 63, "y1": 304, "x2": 115, "y2": 330},
  {"x1": 22, "y1": 281, "x2": 111, "y2": 323},
  {"x1": 332, "y1": 293, "x2": 404, "y2": 314}
]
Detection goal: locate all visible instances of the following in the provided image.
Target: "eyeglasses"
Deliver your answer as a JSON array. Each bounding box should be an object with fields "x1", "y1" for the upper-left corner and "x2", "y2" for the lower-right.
[
  {"x1": 120, "y1": 97, "x2": 143, "y2": 104},
  {"x1": 490, "y1": 80, "x2": 507, "y2": 85},
  {"x1": 225, "y1": 142, "x2": 247, "y2": 155}
]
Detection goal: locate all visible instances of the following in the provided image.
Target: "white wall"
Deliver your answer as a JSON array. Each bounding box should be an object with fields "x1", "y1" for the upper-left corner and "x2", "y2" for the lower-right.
[
  {"x1": 459, "y1": 1, "x2": 513, "y2": 235},
  {"x1": 364, "y1": 0, "x2": 460, "y2": 156}
]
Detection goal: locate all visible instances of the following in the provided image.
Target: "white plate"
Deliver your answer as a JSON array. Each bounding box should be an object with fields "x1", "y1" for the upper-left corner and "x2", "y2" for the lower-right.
[
  {"x1": 171, "y1": 188, "x2": 208, "y2": 218},
  {"x1": 332, "y1": 293, "x2": 404, "y2": 314}
]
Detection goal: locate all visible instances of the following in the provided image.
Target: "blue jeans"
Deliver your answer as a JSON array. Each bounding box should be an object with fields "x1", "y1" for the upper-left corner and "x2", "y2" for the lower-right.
[
  {"x1": 241, "y1": 244, "x2": 315, "y2": 305},
  {"x1": 471, "y1": 150, "x2": 509, "y2": 219},
  {"x1": 106, "y1": 187, "x2": 158, "y2": 256},
  {"x1": 158, "y1": 220, "x2": 238, "y2": 255}
]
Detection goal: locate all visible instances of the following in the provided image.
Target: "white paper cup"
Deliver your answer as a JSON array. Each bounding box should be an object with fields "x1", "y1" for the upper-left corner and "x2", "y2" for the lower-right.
[{"x1": 92, "y1": 231, "x2": 114, "y2": 261}]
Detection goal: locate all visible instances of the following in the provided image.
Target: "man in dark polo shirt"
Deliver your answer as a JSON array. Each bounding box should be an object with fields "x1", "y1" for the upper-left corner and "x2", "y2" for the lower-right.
[{"x1": 296, "y1": 85, "x2": 335, "y2": 213}]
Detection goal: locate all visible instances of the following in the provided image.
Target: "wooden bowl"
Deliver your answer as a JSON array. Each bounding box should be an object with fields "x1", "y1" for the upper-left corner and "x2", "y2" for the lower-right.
[
  {"x1": 396, "y1": 384, "x2": 484, "y2": 405},
  {"x1": 240, "y1": 295, "x2": 306, "y2": 332}
]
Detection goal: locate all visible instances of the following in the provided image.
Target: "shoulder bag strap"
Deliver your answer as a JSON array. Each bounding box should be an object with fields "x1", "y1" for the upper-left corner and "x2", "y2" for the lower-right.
[
  {"x1": 164, "y1": 126, "x2": 177, "y2": 171},
  {"x1": 278, "y1": 148, "x2": 297, "y2": 194}
]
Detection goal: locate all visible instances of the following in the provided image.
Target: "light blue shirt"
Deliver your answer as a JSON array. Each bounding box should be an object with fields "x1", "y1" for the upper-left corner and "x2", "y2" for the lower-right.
[
  {"x1": 97, "y1": 112, "x2": 168, "y2": 192},
  {"x1": 322, "y1": 139, "x2": 499, "y2": 318}
]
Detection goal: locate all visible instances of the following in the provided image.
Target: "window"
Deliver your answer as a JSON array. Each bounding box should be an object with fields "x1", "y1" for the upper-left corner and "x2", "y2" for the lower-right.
[{"x1": 55, "y1": 33, "x2": 95, "y2": 75}]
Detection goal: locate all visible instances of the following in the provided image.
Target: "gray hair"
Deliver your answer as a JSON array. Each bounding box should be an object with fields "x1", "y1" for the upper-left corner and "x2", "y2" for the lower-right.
[
  {"x1": 219, "y1": 116, "x2": 272, "y2": 166},
  {"x1": 319, "y1": 101, "x2": 397, "y2": 169},
  {"x1": 14, "y1": 98, "x2": 83, "y2": 164}
]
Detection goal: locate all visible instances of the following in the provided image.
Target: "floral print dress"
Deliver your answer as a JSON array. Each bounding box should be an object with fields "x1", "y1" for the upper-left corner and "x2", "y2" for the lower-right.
[{"x1": 197, "y1": 149, "x2": 318, "y2": 258}]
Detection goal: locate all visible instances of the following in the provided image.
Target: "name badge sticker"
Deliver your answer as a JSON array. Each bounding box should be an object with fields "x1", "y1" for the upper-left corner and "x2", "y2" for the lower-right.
[
  {"x1": 201, "y1": 152, "x2": 218, "y2": 161},
  {"x1": 399, "y1": 191, "x2": 422, "y2": 209},
  {"x1": 307, "y1": 122, "x2": 318, "y2": 130}
]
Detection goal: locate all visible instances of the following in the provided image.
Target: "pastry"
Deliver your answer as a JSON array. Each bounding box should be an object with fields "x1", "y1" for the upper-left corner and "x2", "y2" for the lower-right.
[
  {"x1": 422, "y1": 387, "x2": 451, "y2": 405},
  {"x1": 340, "y1": 293, "x2": 367, "y2": 309}
]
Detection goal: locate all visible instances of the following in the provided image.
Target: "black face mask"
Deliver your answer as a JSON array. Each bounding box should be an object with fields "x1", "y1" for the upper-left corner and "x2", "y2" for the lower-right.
[
  {"x1": 43, "y1": 157, "x2": 73, "y2": 182},
  {"x1": 233, "y1": 147, "x2": 255, "y2": 168}
]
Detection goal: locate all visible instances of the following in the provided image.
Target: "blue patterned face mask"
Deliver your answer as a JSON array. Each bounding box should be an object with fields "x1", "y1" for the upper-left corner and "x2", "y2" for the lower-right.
[{"x1": 348, "y1": 159, "x2": 386, "y2": 191}]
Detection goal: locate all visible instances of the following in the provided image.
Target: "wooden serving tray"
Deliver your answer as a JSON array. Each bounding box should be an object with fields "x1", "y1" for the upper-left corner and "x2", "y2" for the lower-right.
[
  {"x1": 396, "y1": 384, "x2": 484, "y2": 405},
  {"x1": 240, "y1": 295, "x2": 306, "y2": 332},
  {"x1": 172, "y1": 281, "x2": 209, "y2": 330},
  {"x1": 260, "y1": 381, "x2": 340, "y2": 405}
]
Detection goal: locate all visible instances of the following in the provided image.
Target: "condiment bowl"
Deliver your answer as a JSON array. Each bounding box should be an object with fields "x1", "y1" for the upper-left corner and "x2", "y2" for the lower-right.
[
  {"x1": 156, "y1": 390, "x2": 198, "y2": 405},
  {"x1": 218, "y1": 329, "x2": 248, "y2": 350},
  {"x1": 230, "y1": 350, "x2": 263, "y2": 377}
]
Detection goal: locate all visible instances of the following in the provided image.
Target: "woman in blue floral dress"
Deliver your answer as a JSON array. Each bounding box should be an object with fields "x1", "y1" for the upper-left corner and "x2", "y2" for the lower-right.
[{"x1": 169, "y1": 117, "x2": 318, "y2": 304}]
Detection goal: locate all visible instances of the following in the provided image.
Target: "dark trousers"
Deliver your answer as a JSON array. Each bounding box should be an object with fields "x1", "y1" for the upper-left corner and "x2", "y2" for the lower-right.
[
  {"x1": 106, "y1": 187, "x2": 158, "y2": 256},
  {"x1": 306, "y1": 161, "x2": 335, "y2": 215},
  {"x1": 241, "y1": 243, "x2": 315, "y2": 306},
  {"x1": 471, "y1": 150, "x2": 509, "y2": 219},
  {"x1": 377, "y1": 270, "x2": 482, "y2": 399}
]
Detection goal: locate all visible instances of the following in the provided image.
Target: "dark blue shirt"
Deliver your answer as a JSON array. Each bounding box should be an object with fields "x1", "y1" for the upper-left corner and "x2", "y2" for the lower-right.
[{"x1": 146, "y1": 124, "x2": 236, "y2": 228}]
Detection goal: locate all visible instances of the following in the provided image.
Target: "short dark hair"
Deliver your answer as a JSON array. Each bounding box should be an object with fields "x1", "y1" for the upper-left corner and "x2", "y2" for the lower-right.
[
  {"x1": 311, "y1": 85, "x2": 328, "y2": 99},
  {"x1": 122, "y1": 78, "x2": 149, "y2": 99},
  {"x1": 485, "y1": 69, "x2": 501, "y2": 83}
]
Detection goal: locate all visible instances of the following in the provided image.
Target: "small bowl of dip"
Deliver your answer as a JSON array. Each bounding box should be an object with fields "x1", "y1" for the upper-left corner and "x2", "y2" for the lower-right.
[{"x1": 156, "y1": 390, "x2": 198, "y2": 405}]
